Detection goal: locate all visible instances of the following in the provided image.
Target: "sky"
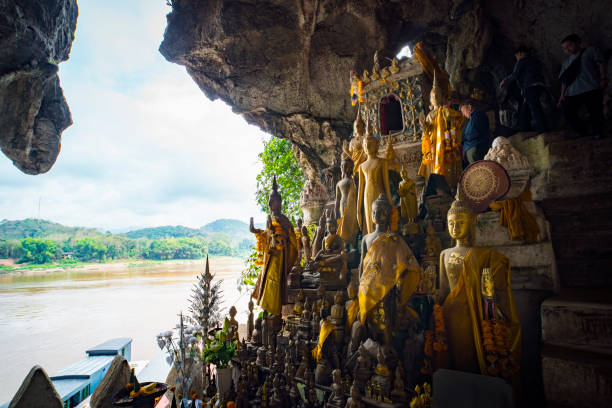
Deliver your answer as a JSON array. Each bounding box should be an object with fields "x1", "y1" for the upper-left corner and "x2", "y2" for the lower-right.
[{"x1": 0, "y1": 0, "x2": 268, "y2": 231}]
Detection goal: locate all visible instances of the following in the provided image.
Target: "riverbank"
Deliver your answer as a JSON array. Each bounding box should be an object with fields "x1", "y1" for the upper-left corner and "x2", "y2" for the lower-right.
[{"x1": 0, "y1": 256, "x2": 246, "y2": 277}]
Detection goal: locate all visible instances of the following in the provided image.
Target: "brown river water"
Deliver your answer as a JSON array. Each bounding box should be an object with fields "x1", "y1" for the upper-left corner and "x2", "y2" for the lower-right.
[{"x1": 0, "y1": 257, "x2": 248, "y2": 402}]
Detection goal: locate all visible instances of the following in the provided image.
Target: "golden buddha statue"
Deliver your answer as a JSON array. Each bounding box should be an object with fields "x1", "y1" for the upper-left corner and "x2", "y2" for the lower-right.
[
  {"x1": 292, "y1": 290, "x2": 305, "y2": 316},
  {"x1": 228, "y1": 305, "x2": 240, "y2": 342},
  {"x1": 357, "y1": 194, "x2": 420, "y2": 346},
  {"x1": 438, "y1": 193, "x2": 521, "y2": 376},
  {"x1": 417, "y1": 71, "x2": 464, "y2": 188},
  {"x1": 342, "y1": 110, "x2": 367, "y2": 177},
  {"x1": 335, "y1": 155, "x2": 359, "y2": 246},
  {"x1": 313, "y1": 213, "x2": 348, "y2": 287},
  {"x1": 398, "y1": 168, "x2": 418, "y2": 223},
  {"x1": 301, "y1": 224, "x2": 311, "y2": 263},
  {"x1": 357, "y1": 132, "x2": 393, "y2": 235},
  {"x1": 249, "y1": 177, "x2": 299, "y2": 316},
  {"x1": 425, "y1": 224, "x2": 442, "y2": 259},
  {"x1": 345, "y1": 280, "x2": 359, "y2": 332}
]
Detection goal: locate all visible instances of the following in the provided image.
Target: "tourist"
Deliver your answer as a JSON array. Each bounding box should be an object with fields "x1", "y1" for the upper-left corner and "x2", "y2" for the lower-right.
[
  {"x1": 500, "y1": 45, "x2": 548, "y2": 134},
  {"x1": 460, "y1": 99, "x2": 490, "y2": 165},
  {"x1": 557, "y1": 34, "x2": 608, "y2": 138}
]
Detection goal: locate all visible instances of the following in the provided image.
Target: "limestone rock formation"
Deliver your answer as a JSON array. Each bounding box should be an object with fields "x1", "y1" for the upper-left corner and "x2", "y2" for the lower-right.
[
  {"x1": 0, "y1": 0, "x2": 77, "y2": 174},
  {"x1": 8, "y1": 365, "x2": 63, "y2": 408},
  {"x1": 90, "y1": 355, "x2": 131, "y2": 408},
  {"x1": 160, "y1": 0, "x2": 611, "y2": 175}
]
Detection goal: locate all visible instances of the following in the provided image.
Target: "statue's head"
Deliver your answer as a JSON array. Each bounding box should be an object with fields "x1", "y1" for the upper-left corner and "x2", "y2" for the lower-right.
[
  {"x1": 430, "y1": 70, "x2": 447, "y2": 108},
  {"x1": 447, "y1": 191, "x2": 476, "y2": 241},
  {"x1": 230, "y1": 305, "x2": 237, "y2": 317},
  {"x1": 372, "y1": 193, "x2": 392, "y2": 227},
  {"x1": 363, "y1": 134, "x2": 380, "y2": 156},
  {"x1": 353, "y1": 110, "x2": 366, "y2": 136},
  {"x1": 347, "y1": 280, "x2": 358, "y2": 299},
  {"x1": 400, "y1": 168, "x2": 409, "y2": 180},
  {"x1": 268, "y1": 176, "x2": 282, "y2": 215},
  {"x1": 334, "y1": 290, "x2": 343, "y2": 305},
  {"x1": 326, "y1": 212, "x2": 338, "y2": 234},
  {"x1": 341, "y1": 155, "x2": 354, "y2": 176}
]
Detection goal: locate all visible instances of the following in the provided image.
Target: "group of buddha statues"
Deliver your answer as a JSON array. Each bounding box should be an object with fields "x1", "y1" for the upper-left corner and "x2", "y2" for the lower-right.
[{"x1": 234, "y1": 48, "x2": 522, "y2": 407}]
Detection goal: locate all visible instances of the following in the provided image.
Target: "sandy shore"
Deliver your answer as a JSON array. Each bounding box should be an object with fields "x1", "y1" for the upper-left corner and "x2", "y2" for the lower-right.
[{"x1": 0, "y1": 257, "x2": 242, "y2": 277}]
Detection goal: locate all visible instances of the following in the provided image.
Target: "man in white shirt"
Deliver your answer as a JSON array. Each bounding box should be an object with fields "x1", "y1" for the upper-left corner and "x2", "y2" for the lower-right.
[{"x1": 558, "y1": 34, "x2": 608, "y2": 138}]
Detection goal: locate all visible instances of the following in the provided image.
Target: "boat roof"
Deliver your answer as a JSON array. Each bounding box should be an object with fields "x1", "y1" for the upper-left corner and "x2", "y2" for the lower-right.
[
  {"x1": 51, "y1": 378, "x2": 90, "y2": 400},
  {"x1": 51, "y1": 355, "x2": 114, "y2": 378},
  {"x1": 85, "y1": 337, "x2": 131, "y2": 356}
]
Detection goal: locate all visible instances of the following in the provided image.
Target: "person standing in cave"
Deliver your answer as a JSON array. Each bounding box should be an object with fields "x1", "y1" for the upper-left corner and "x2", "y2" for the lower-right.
[
  {"x1": 460, "y1": 99, "x2": 491, "y2": 165},
  {"x1": 557, "y1": 34, "x2": 608, "y2": 139},
  {"x1": 500, "y1": 45, "x2": 549, "y2": 134}
]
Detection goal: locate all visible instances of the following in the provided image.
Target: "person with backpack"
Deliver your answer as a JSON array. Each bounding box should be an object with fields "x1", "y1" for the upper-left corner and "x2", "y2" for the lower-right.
[
  {"x1": 500, "y1": 45, "x2": 549, "y2": 134},
  {"x1": 558, "y1": 34, "x2": 608, "y2": 138}
]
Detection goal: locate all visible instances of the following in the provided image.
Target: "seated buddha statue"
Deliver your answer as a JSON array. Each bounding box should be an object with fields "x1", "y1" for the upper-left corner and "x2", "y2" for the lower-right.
[
  {"x1": 313, "y1": 214, "x2": 348, "y2": 288},
  {"x1": 438, "y1": 192, "x2": 521, "y2": 376},
  {"x1": 326, "y1": 369, "x2": 346, "y2": 408},
  {"x1": 356, "y1": 194, "x2": 421, "y2": 347}
]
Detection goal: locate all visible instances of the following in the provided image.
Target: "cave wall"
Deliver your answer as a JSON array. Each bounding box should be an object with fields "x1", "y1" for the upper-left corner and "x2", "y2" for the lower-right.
[
  {"x1": 0, "y1": 0, "x2": 77, "y2": 174},
  {"x1": 160, "y1": 0, "x2": 611, "y2": 178}
]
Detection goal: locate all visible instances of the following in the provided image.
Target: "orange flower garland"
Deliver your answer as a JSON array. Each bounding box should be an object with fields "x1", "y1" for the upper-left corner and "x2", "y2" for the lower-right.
[
  {"x1": 421, "y1": 304, "x2": 447, "y2": 375},
  {"x1": 481, "y1": 319, "x2": 519, "y2": 378}
]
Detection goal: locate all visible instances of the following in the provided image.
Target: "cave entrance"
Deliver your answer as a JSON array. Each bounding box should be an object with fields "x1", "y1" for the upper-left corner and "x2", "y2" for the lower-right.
[{"x1": 379, "y1": 94, "x2": 403, "y2": 136}]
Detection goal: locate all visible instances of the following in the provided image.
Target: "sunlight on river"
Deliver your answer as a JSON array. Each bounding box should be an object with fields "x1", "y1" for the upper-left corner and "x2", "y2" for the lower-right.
[{"x1": 0, "y1": 257, "x2": 248, "y2": 402}]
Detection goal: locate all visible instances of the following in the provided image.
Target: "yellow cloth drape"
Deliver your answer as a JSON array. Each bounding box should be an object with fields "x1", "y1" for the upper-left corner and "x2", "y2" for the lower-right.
[
  {"x1": 413, "y1": 42, "x2": 451, "y2": 97},
  {"x1": 417, "y1": 107, "x2": 464, "y2": 187},
  {"x1": 252, "y1": 218, "x2": 298, "y2": 316},
  {"x1": 312, "y1": 319, "x2": 334, "y2": 362},
  {"x1": 358, "y1": 233, "x2": 420, "y2": 324},
  {"x1": 346, "y1": 300, "x2": 359, "y2": 332},
  {"x1": 442, "y1": 248, "x2": 521, "y2": 375},
  {"x1": 490, "y1": 189, "x2": 540, "y2": 243}
]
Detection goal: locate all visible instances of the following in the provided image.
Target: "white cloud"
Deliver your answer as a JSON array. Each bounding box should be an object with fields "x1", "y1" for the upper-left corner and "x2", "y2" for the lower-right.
[{"x1": 0, "y1": 0, "x2": 269, "y2": 230}]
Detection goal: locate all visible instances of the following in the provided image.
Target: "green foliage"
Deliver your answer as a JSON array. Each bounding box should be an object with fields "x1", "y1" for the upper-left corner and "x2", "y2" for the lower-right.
[
  {"x1": 238, "y1": 246, "x2": 261, "y2": 293},
  {"x1": 0, "y1": 239, "x2": 24, "y2": 259},
  {"x1": 124, "y1": 225, "x2": 201, "y2": 240},
  {"x1": 255, "y1": 137, "x2": 305, "y2": 223},
  {"x1": 0, "y1": 219, "x2": 101, "y2": 240},
  {"x1": 201, "y1": 318, "x2": 237, "y2": 368},
  {"x1": 19, "y1": 238, "x2": 60, "y2": 264},
  {"x1": 74, "y1": 237, "x2": 108, "y2": 261}
]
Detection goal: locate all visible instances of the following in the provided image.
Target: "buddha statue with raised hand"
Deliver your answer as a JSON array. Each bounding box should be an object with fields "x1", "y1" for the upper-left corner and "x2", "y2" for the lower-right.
[
  {"x1": 438, "y1": 191, "x2": 521, "y2": 377},
  {"x1": 313, "y1": 212, "x2": 348, "y2": 285},
  {"x1": 249, "y1": 177, "x2": 299, "y2": 316}
]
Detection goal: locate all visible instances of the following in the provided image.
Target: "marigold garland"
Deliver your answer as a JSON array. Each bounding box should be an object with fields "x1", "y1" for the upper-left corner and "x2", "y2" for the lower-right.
[
  {"x1": 421, "y1": 304, "x2": 447, "y2": 375},
  {"x1": 481, "y1": 319, "x2": 518, "y2": 378}
]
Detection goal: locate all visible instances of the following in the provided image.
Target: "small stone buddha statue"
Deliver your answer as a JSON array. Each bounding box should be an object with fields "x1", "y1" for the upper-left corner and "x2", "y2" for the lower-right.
[
  {"x1": 371, "y1": 347, "x2": 392, "y2": 397},
  {"x1": 293, "y1": 289, "x2": 305, "y2": 316},
  {"x1": 252, "y1": 314, "x2": 263, "y2": 346},
  {"x1": 313, "y1": 213, "x2": 348, "y2": 287},
  {"x1": 315, "y1": 284, "x2": 330, "y2": 316},
  {"x1": 346, "y1": 383, "x2": 364, "y2": 408},
  {"x1": 228, "y1": 306, "x2": 239, "y2": 342},
  {"x1": 327, "y1": 369, "x2": 346, "y2": 408},
  {"x1": 330, "y1": 290, "x2": 346, "y2": 349},
  {"x1": 344, "y1": 280, "x2": 359, "y2": 333},
  {"x1": 353, "y1": 343, "x2": 372, "y2": 389},
  {"x1": 247, "y1": 299, "x2": 255, "y2": 342},
  {"x1": 391, "y1": 365, "x2": 407, "y2": 402},
  {"x1": 301, "y1": 224, "x2": 312, "y2": 263},
  {"x1": 438, "y1": 192, "x2": 521, "y2": 375},
  {"x1": 335, "y1": 155, "x2": 359, "y2": 247}
]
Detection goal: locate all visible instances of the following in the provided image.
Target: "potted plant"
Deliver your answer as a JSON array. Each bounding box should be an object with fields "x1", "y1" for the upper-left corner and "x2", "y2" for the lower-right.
[{"x1": 201, "y1": 318, "x2": 237, "y2": 399}]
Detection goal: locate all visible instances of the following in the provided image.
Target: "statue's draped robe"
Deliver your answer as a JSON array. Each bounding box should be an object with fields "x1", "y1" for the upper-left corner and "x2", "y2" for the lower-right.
[
  {"x1": 358, "y1": 158, "x2": 391, "y2": 235},
  {"x1": 418, "y1": 106, "x2": 465, "y2": 188},
  {"x1": 253, "y1": 216, "x2": 298, "y2": 316},
  {"x1": 337, "y1": 179, "x2": 359, "y2": 245},
  {"x1": 358, "y1": 233, "x2": 421, "y2": 325},
  {"x1": 312, "y1": 319, "x2": 334, "y2": 361},
  {"x1": 442, "y1": 247, "x2": 521, "y2": 374}
]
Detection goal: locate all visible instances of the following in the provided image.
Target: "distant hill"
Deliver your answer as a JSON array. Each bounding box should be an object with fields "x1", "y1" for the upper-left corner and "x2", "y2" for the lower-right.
[
  {"x1": 200, "y1": 219, "x2": 253, "y2": 243},
  {"x1": 0, "y1": 219, "x2": 101, "y2": 240},
  {"x1": 123, "y1": 225, "x2": 201, "y2": 240}
]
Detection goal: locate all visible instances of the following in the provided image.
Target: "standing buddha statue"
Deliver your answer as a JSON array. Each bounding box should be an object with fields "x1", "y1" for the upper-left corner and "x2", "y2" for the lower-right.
[
  {"x1": 416, "y1": 44, "x2": 464, "y2": 188},
  {"x1": 357, "y1": 130, "x2": 393, "y2": 235},
  {"x1": 398, "y1": 168, "x2": 418, "y2": 224},
  {"x1": 335, "y1": 155, "x2": 359, "y2": 247},
  {"x1": 249, "y1": 177, "x2": 299, "y2": 316},
  {"x1": 438, "y1": 192, "x2": 521, "y2": 377},
  {"x1": 343, "y1": 111, "x2": 367, "y2": 177}
]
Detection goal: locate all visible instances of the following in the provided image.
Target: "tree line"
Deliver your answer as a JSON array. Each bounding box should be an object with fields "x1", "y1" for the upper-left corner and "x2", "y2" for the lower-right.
[{"x1": 0, "y1": 235, "x2": 254, "y2": 265}]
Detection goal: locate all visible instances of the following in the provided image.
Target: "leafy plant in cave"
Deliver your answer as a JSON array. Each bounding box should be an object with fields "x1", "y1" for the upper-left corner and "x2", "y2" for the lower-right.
[
  {"x1": 237, "y1": 246, "x2": 261, "y2": 293},
  {"x1": 188, "y1": 255, "x2": 224, "y2": 338},
  {"x1": 255, "y1": 136, "x2": 305, "y2": 223},
  {"x1": 201, "y1": 318, "x2": 237, "y2": 369}
]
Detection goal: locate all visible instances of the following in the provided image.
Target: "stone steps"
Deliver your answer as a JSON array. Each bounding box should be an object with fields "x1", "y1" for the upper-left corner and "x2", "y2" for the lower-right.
[{"x1": 541, "y1": 291, "x2": 612, "y2": 407}]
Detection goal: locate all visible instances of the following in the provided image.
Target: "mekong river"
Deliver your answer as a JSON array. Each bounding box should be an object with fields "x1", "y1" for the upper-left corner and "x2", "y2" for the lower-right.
[{"x1": 0, "y1": 257, "x2": 248, "y2": 402}]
